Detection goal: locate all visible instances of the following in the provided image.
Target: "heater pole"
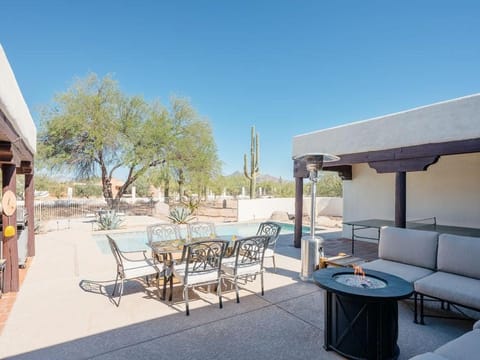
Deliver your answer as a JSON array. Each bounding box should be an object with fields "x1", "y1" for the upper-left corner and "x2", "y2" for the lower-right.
[
  {"x1": 294, "y1": 153, "x2": 340, "y2": 281},
  {"x1": 310, "y1": 175, "x2": 316, "y2": 237}
]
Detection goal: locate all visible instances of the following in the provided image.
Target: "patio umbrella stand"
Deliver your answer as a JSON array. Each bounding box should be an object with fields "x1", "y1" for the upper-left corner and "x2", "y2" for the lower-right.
[{"x1": 294, "y1": 153, "x2": 339, "y2": 282}]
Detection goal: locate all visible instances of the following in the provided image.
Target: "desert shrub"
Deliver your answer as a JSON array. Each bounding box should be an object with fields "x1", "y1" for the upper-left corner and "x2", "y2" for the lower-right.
[{"x1": 168, "y1": 206, "x2": 194, "y2": 224}]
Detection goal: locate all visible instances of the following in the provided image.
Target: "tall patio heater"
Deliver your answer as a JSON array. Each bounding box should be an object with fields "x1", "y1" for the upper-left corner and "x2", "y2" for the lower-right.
[{"x1": 294, "y1": 153, "x2": 340, "y2": 281}]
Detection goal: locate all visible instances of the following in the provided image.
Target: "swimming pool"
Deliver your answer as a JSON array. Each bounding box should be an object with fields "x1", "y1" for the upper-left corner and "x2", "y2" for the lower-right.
[{"x1": 93, "y1": 221, "x2": 310, "y2": 255}]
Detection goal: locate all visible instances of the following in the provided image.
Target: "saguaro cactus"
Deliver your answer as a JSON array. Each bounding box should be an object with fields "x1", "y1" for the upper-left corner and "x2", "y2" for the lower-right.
[{"x1": 244, "y1": 126, "x2": 260, "y2": 199}]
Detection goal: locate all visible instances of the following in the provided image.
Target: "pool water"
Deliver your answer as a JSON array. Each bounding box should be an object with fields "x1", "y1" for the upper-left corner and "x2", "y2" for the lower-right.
[{"x1": 94, "y1": 221, "x2": 311, "y2": 255}]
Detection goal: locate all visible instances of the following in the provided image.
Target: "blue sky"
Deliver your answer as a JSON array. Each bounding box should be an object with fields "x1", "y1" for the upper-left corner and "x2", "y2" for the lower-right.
[{"x1": 2, "y1": 1, "x2": 480, "y2": 179}]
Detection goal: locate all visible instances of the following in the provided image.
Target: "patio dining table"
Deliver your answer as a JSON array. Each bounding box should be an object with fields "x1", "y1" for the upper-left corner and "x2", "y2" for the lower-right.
[{"x1": 148, "y1": 235, "x2": 240, "y2": 300}]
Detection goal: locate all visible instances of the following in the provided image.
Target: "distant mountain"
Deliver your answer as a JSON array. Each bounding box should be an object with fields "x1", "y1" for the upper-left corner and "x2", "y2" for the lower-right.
[{"x1": 226, "y1": 172, "x2": 290, "y2": 183}]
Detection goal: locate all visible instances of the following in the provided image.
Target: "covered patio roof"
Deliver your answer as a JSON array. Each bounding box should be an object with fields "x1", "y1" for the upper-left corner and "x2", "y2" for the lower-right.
[
  {"x1": 293, "y1": 94, "x2": 480, "y2": 162},
  {"x1": 0, "y1": 44, "x2": 36, "y2": 163},
  {"x1": 0, "y1": 43, "x2": 36, "y2": 292},
  {"x1": 291, "y1": 94, "x2": 480, "y2": 247}
]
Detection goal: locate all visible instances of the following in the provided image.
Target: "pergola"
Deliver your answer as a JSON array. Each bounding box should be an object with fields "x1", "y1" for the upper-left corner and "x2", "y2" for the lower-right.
[
  {"x1": 0, "y1": 44, "x2": 36, "y2": 292},
  {"x1": 292, "y1": 94, "x2": 480, "y2": 248}
]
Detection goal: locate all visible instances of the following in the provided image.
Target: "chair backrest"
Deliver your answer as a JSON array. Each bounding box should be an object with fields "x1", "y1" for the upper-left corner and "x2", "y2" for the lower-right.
[
  {"x1": 437, "y1": 233, "x2": 480, "y2": 279},
  {"x1": 379, "y1": 226, "x2": 439, "y2": 270},
  {"x1": 146, "y1": 223, "x2": 182, "y2": 246},
  {"x1": 182, "y1": 240, "x2": 227, "y2": 282},
  {"x1": 232, "y1": 235, "x2": 270, "y2": 272},
  {"x1": 107, "y1": 235, "x2": 124, "y2": 270},
  {"x1": 256, "y1": 222, "x2": 282, "y2": 248},
  {"x1": 187, "y1": 222, "x2": 217, "y2": 242}
]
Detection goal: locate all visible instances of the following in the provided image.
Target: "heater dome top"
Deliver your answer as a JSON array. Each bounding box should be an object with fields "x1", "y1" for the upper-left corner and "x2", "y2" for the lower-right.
[{"x1": 293, "y1": 153, "x2": 340, "y2": 171}]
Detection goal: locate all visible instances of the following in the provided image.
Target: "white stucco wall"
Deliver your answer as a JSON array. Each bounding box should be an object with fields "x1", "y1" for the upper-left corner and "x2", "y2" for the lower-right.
[
  {"x1": 292, "y1": 94, "x2": 480, "y2": 158},
  {"x1": 342, "y1": 153, "x2": 480, "y2": 238},
  {"x1": 0, "y1": 44, "x2": 36, "y2": 153},
  {"x1": 237, "y1": 197, "x2": 342, "y2": 222}
]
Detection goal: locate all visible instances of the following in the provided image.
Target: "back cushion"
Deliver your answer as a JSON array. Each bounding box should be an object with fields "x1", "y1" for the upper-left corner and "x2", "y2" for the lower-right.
[
  {"x1": 379, "y1": 227, "x2": 438, "y2": 269},
  {"x1": 438, "y1": 234, "x2": 480, "y2": 279}
]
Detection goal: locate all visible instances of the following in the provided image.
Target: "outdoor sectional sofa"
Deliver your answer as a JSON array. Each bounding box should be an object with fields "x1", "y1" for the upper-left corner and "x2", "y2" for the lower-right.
[
  {"x1": 362, "y1": 226, "x2": 480, "y2": 324},
  {"x1": 409, "y1": 320, "x2": 480, "y2": 360},
  {"x1": 361, "y1": 226, "x2": 480, "y2": 359}
]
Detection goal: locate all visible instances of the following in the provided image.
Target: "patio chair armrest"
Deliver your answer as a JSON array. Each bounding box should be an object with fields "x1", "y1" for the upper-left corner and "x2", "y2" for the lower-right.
[{"x1": 118, "y1": 250, "x2": 149, "y2": 262}]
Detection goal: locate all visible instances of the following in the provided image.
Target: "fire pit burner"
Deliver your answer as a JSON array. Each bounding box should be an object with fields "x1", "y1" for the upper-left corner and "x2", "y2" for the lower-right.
[
  {"x1": 334, "y1": 273, "x2": 387, "y2": 289},
  {"x1": 314, "y1": 268, "x2": 413, "y2": 360}
]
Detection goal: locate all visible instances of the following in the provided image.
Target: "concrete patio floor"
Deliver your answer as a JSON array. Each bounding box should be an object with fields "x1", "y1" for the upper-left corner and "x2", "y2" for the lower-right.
[{"x1": 0, "y1": 217, "x2": 475, "y2": 359}]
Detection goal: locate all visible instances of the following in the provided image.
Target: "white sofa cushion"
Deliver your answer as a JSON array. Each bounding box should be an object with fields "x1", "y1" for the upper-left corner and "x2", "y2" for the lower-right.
[
  {"x1": 435, "y1": 329, "x2": 480, "y2": 360},
  {"x1": 362, "y1": 259, "x2": 434, "y2": 284},
  {"x1": 409, "y1": 323, "x2": 480, "y2": 360},
  {"x1": 414, "y1": 271, "x2": 480, "y2": 310},
  {"x1": 437, "y1": 234, "x2": 480, "y2": 280},
  {"x1": 379, "y1": 227, "x2": 438, "y2": 270}
]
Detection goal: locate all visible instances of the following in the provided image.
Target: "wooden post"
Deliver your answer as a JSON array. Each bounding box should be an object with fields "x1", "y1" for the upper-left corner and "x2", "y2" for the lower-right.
[
  {"x1": 2, "y1": 164, "x2": 19, "y2": 292},
  {"x1": 294, "y1": 177, "x2": 303, "y2": 248},
  {"x1": 25, "y1": 172, "x2": 35, "y2": 257},
  {"x1": 395, "y1": 171, "x2": 406, "y2": 228}
]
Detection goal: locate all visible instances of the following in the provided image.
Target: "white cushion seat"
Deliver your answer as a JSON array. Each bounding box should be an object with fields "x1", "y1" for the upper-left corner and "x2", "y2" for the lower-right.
[
  {"x1": 173, "y1": 263, "x2": 220, "y2": 286},
  {"x1": 122, "y1": 258, "x2": 163, "y2": 279},
  {"x1": 222, "y1": 259, "x2": 262, "y2": 277},
  {"x1": 362, "y1": 259, "x2": 434, "y2": 284},
  {"x1": 414, "y1": 271, "x2": 480, "y2": 310}
]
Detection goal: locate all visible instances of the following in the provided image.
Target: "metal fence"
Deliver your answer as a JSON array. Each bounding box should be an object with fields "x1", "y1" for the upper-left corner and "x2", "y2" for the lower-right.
[{"x1": 31, "y1": 198, "x2": 156, "y2": 222}]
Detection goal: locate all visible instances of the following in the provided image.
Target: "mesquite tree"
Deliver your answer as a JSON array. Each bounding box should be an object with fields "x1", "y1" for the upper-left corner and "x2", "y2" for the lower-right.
[{"x1": 38, "y1": 73, "x2": 188, "y2": 208}]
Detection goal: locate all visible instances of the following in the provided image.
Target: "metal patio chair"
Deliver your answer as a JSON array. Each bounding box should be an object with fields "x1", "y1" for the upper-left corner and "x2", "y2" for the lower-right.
[
  {"x1": 187, "y1": 222, "x2": 217, "y2": 242},
  {"x1": 147, "y1": 223, "x2": 183, "y2": 258},
  {"x1": 221, "y1": 235, "x2": 270, "y2": 303},
  {"x1": 147, "y1": 223, "x2": 182, "y2": 245},
  {"x1": 171, "y1": 239, "x2": 228, "y2": 315},
  {"x1": 256, "y1": 222, "x2": 282, "y2": 272},
  {"x1": 107, "y1": 235, "x2": 163, "y2": 306}
]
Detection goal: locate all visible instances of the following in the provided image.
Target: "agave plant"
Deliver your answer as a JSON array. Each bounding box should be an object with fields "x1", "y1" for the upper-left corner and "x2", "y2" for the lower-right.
[
  {"x1": 96, "y1": 210, "x2": 124, "y2": 230},
  {"x1": 168, "y1": 206, "x2": 194, "y2": 224}
]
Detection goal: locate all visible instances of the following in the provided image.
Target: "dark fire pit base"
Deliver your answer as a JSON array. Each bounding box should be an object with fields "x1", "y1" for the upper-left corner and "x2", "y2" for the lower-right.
[
  {"x1": 314, "y1": 268, "x2": 413, "y2": 360},
  {"x1": 325, "y1": 291, "x2": 399, "y2": 360}
]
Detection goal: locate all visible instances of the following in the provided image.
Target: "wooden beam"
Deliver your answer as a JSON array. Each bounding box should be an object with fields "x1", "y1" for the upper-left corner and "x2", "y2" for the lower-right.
[
  {"x1": 368, "y1": 156, "x2": 439, "y2": 173},
  {"x1": 17, "y1": 161, "x2": 33, "y2": 175},
  {"x1": 294, "y1": 177, "x2": 304, "y2": 248},
  {"x1": 2, "y1": 164, "x2": 19, "y2": 292},
  {"x1": 0, "y1": 142, "x2": 13, "y2": 163},
  {"x1": 323, "y1": 165, "x2": 352, "y2": 180},
  {"x1": 395, "y1": 172, "x2": 407, "y2": 228},
  {"x1": 325, "y1": 138, "x2": 480, "y2": 168},
  {"x1": 25, "y1": 172, "x2": 35, "y2": 257},
  {"x1": 0, "y1": 110, "x2": 35, "y2": 166}
]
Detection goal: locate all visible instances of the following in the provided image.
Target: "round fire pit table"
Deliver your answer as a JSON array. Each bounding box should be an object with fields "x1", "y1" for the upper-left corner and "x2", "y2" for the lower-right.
[{"x1": 314, "y1": 268, "x2": 413, "y2": 360}]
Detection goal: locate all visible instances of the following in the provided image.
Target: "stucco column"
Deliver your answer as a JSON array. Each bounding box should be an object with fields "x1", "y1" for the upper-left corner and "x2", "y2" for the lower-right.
[
  {"x1": 395, "y1": 171, "x2": 406, "y2": 228},
  {"x1": 25, "y1": 172, "x2": 35, "y2": 257},
  {"x1": 2, "y1": 164, "x2": 19, "y2": 292},
  {"x1": 294, "y1": 177, "x2": 303, "y2": 248}
]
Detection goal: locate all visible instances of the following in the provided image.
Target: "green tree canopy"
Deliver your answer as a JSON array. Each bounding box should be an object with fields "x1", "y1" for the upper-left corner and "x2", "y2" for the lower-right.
[
  {"x1": 38, "y1": 73, "x2": 219, "y2": 206},
  {"x1": 151, "y1": 98, "x2": 220, "y2": 201}
]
